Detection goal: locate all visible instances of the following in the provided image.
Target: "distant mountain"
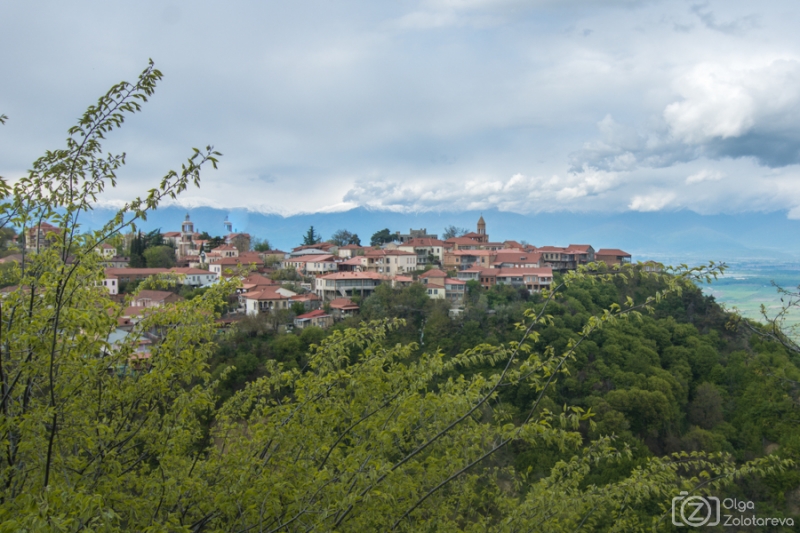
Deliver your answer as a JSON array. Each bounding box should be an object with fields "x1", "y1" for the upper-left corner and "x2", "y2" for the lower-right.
[{"x1": 79, "y1": 206, "x2": 800, "y2": 262}]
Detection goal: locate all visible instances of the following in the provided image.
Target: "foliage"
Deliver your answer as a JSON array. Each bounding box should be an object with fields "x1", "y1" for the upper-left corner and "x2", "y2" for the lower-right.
[
  {"x1": 443, "y1": 225, "x2": 469, "y2": 239},
  {"x1": 370, "y1": 227, "x2": 394, "y2": 246},
  {"x1": 143, "y1": 244, "x2": 176, "y2": 268},
  {"x1": 252, "y1": 237, "x2": 271, "y2": 251},
  {"x1": 270, "y1": 267, "x2": 303, "y2": 282},
  {"x1": 127, "y1": 230, "x2": 146, "y2": 267},
  {"x1": 330, "y1": 228, "x2": 361, "y2": 246},
  {"x1": 302, "y1": 225, "x2": 322, "y2": 246}
]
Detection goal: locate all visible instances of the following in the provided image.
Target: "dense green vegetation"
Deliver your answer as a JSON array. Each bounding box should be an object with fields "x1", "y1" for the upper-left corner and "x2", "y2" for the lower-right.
[{"x1": 212, "y1": 271, "x2": 800, "y2": 522}]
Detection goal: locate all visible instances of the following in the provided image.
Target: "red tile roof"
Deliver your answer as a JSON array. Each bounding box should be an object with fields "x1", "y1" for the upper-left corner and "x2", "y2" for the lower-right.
[
  {"x1": 418, "y1": 268, "x2": 447, "y2": 279},
  {"x1": 290, "y1": 293, "x2": 320, "y2": 301},
  {"x1": 364, "y1": 249, "x2": 415, "y2": 257},
  {"x1": 329, "y1": 298, "x2": 359, "y2": 310},
  {"x1": 284, "y1": 254, "x2": 335, "y2": 263},
  {"x1": 296, "y1": 309, "x2": 330, "y2": 320},
  {"x1": 596, "y1": 249, "x2": 631, "y2": 257},
  {"x1": 244, "y1": 288, "x2": 290, "y2": 301}
]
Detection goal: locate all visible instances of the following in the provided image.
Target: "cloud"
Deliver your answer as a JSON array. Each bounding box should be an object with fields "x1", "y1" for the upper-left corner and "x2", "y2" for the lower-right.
[
  {"x1": 629, "y1": 192, "x2": 677, "y2": 212},
  {"x1": 573, "y1": 59, "x2": 800, "y2": 174},
  {"x1": 690, "y1": 3, "x2": 760, "y2": 35},
  {"x1": 343, "y1": 170, "x2": 621, "y2": 213},
  {"x1": 685, "y1": 169, "x2": 723, "y2": 184}
]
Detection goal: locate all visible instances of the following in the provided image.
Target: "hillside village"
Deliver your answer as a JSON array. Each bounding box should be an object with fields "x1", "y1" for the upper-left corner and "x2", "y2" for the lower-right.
[{"x1": 4, "y1": 214, "x2": 635, "y2": 363}]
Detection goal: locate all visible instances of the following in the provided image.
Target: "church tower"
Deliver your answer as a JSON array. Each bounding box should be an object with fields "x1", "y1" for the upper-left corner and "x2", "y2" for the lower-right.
[
  {"x1": 475, "y1": 215, "x2": 488, "y2": 243},
  {"x1": 179, "y1": 213, "x2": 195, "y2": 258}
]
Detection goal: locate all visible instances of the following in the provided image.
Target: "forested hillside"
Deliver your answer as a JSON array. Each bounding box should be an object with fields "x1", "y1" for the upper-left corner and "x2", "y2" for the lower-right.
[{"x1": 214, "y1": 269, "x2": 800, "y2": 524}]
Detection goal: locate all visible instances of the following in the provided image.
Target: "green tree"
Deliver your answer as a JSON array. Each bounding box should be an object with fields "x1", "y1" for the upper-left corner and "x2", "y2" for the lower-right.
[
  {"x1": 370, "y1": 227, "x2": 394, "y2": 246},
  {"x1": 143, "y1": 244, "x2": 176, "y2": 268},
  {"x1": 253, "y1": 237, "x2": 271, "y2": 251},
  {"x1": 143, "y1": 227, "x2": 164, "y2": 248},
  {"x1": 330, "y1": 229, "x2": 360, "y2": 246},
  {"x1": 302, "y1": 225, "x2": 321, "y2": 246},
  {"x1": 128, "y1": 230, "x2": 146, "y2": 267},
  {"x1": 442, "y1": 224, "x2": 468, "y2": 239}
]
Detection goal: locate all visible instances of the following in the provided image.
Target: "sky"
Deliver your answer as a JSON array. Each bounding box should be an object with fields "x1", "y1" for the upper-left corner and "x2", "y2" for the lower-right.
[{"x1": 2, "y1": 0, "x2": 800, "y2": 218}]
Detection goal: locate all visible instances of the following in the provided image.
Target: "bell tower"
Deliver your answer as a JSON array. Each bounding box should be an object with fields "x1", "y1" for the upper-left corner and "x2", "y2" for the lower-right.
[{"x1": 475, "y1": 215, "x2": 488, "y2": 243}]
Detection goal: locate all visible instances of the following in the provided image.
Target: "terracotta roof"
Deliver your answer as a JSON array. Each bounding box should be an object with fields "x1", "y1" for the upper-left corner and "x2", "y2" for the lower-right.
[
  {"x1": 340, "y1": 257, "x2": 364, "y2": 266},
  {"x1": 568, "y1": 244, "x2": 593, "y2": 252},
  {"x1": 296, "y1": 309, "x2": 330, "y2": 320},
  {"x1": 290, "y1": 293, "x2": 320, "y2": 301},
  {"x1": 284, "y1": 254, "x2": 335, "y2": 263},
  {"x1": 244, "y1": 287, "x2": 290, "y2": 301},
  {"x1": 242, "y1": 273, "x2": 275, "y2": 285},
  {"x1": 451, "y1": 250, "x2": 494, "y2": 256},
  {"x1": 419, "y1": 268, "x2": 447, "y2": 279},
  {"x1": 212, "y1": 244, "x2": 237, "y2": 251},
  {"x1": 162, "y1": 231, "x2": 181, "y2": 237},
  {"x1": 393, "y1": 275, "x2": 414, "y2": 282},
  {"x1": 596, "y1": 249, "x2": 631, "y2": 257},
  {"x1": 364, "y1": 249, "x2": 415, "y2": 257},
  {"x1": 329, "y1": 298, "x2": 359, "y2": 310},
  {"x1": 492, "y1": 251, "x2": 542, "y2": 264},
  {"x1": 445, "y1": 278, "x2": 466, "y2": 285},
  {"x1": 100, "y1": 243, "x2": 115, "y2": 249}
]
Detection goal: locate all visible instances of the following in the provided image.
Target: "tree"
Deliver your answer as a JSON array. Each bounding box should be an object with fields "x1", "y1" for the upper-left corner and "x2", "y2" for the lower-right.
[
  {"x1": 370, "y1": 227, "x2": 394, "y2": 247},
  {"x1": 0, "y1": 64, "x2": 788, "y2": 532},
  {"x1": 252, "y1": 237, "x2": 271, "y2": 251},
  {"x1": 143, "y1": 227, "x2": 164, "y2": 248},
  {"x1": 128, "y1": 230, "x2": 146, "y2": 267},
  {"x1": 205, "y1": 235, "x2": 225, "y2": 250},
  {"x1": 143, "y1": 244, "x2": 176, "y2": 268},
  {"x1": 442, "y1": 225, "x2": 468, "y2": 240},
  {"x1": 302, "y1": 225, "x2": 321, "y2": 246},
  {"x1": 330, "y1": 229, "x2": 360, "y2": 246}
]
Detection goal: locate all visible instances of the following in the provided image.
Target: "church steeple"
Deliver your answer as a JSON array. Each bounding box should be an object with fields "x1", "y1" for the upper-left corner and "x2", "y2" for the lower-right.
[{"x1": 477, "y1": 214, "x2": 486, "y2": 236}]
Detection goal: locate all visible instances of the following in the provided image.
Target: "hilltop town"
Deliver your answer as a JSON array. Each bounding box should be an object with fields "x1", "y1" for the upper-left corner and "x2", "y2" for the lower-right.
[{"x1": 0, "y1": 214, "x2": 636, "y2": 337}]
